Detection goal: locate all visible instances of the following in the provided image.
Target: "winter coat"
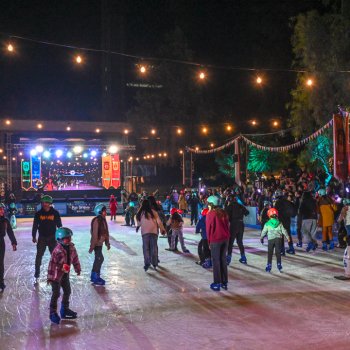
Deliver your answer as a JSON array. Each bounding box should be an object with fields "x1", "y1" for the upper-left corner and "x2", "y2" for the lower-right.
[
  {"x1": 47, "y1": 243, "x2": 81, "y2": 283},
  {"x1": 109, "y1": 198, "x2": 118, "y2": 216},
  {"x1": 338, "y1": 205, "x2": 350, "y2": 226},
  {"x1": 225, "y1": 202, "x2": 249, "y2": 224},
  {"x1": 317, "y1": 196, "x2": 337, "y2": 227},
  {"x1": 137, "y1": 210, "x2": 165, "y2": 235},
  {"x1": 90, "y1": 215, "x2": 110, "y2": 250},
  {"x1": 206, "y1": 209, "x2": 230, "y2": 245},
  {"x1": 196, "y1": 216, "x2": 207, "y2": 239},
  {"x1": 274, "y1": 198, "x2": 297, "y2": 227},
  {"x1": 178, "y1": 195, "x2": 188, "y2": 211},
  {"x1": 299, "y1": 196, "x2": 317, "y2": 220},
  {"x1": 188, "y1": 197, "x2": 200, "y2": 211},
  {"x1": 261, "y1": 218, "x2": 290, "y2": 241},
  {"x1": 0, "y1": 216, "x2": 17, "y2": 245}
]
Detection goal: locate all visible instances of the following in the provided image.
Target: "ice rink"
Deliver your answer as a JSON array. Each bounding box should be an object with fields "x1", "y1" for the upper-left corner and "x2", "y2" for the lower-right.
[{"x1": 1, "y1": 216, "x2": 350, "y2": 350}]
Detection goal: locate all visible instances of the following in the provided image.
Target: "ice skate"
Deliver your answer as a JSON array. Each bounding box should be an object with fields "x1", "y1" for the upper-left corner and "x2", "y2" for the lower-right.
[
  {"x1": 0, "y1": 283, "x2": 5, "y2": 292},
  {"x1": 239, "y1": 255, "x2": 247, "y2": 264},
  {"x1": 277, "y1": 263, "x2": 283, "y2": 272},
  {"x1": 329, "y1": 240, "x2": 335, "y2": 250},
  {"x1": 60, "y1": 305, "x2": 77, "y2": 319},
  {"x1": 210, "y1": 283, "x2": 221, "y2": 291},
  {"x1": 202, "y1": 258, "x2": 212, "y2": 269},
  {"x1": 183, "y1": 249, "x2": 190, "y2": 254},
  {"x1": 221, "y1": 283, "x2": 228, "y2": 290},
  {"x1": 286, "y1": 243, "x2": 295, "y2": 255},
  {"x1": 306, "y1": 242, "x2": 314, "y2": 252},
  {"x1": 322, "y1": 242, "x2": 328, "y2": 251},
  {"x1": 50, "y1": 312, "x2": 61, "y2": 325},
  {"x1": 265, "y1": 263, "x2": 272, "y2": 273},
  {"x1": 226, "y1": 255, "x2": 232, "y2": 266},
  {"x1": 91, "y1": 272, "x2": 105, "y2": 285},
  {"x1": 280, "y1": 248, "x2": 286, "y2": 256},
  {"x1": 296, "y1": 240, "x2": 302, "y2": 248},
  {"x1": 144, "y1": 264, "x2": 150, "y2": 272}
]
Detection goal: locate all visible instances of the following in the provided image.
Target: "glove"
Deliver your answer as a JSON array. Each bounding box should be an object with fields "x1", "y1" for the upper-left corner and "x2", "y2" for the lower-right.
[
  {"x1": 62, "y1": 264, "x2": 70, "y2": 273},
  {"x1": 260, "y1": 238, "x2": 264, "y2": 245}
]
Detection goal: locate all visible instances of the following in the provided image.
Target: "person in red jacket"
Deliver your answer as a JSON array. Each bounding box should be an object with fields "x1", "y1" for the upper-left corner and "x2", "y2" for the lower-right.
[
  {"x1": 206, "y1": 195, "x2": 230, "y2": 291},
  {"x1": 109, "y1": 194, "x2": 118, "y2": 221}
]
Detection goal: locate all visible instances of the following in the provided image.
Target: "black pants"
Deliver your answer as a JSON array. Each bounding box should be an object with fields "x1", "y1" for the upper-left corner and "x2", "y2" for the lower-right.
[
  {"x1": 0, "y1": 239, "x2": 5, "y2": 285},
  {"x1": 228, "y1": 221, "x2": 245, "y2": 256},
  {"x1": 281, "y1": 221, "x2": 292, "y2": 250},
  {"x1": 210, "y1": 240, "x2": 228, "y2": 284},
  {"x1": 35, "y1": 237, "x2": 57, "y2": 278},
  {"x1": 191, "y1": 210, "x2": 198, "y2": 225},
  {"x1": 198, "y1": 238, "x2": 211, "y2": 263},
  {"x1": 268, "y1": 238, "x2": 282, "y2": 265},
  {"x1": 297, "y1": 215, "x2": 302, "y2": 241},
  {"x1": 50, "y1": 273, "x2": 71, "y2": 313},
  {"x1": 92, "y1": 246, "x2": 104, "y2": 274}
]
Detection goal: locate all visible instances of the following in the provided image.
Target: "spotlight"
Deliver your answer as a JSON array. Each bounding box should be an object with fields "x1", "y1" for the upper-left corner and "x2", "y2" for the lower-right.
[
  {"x1": 83, "y1": 153, "x2": 88, "y2": 158},
  {"x1": 73, "y1": 146, "x2": 83, "y2": 154},
  {"x1": 90, "y1": 150, "x2": 97, "y2": 157},
  {"x1": 35, "y1": 145, "x2": 44, "y2": 153},
  {"x1": 102, "y1": 152, "x2": 107, "y2": 157},
  {"x1": 109, "y1": 145, "x2": 118, "y2": 154},
  {"x1": 67, "y1": 151, "x2": 73, "y2": 158},
  {"x1": 43, "y1": 151, "x2": 51, "y2": 158},
  {"x1": 55, "y1": 150, "x2": 63, "y2": 158},
  {"x1": 30, "y1": 149, "x2": 37, "y2": 156}
]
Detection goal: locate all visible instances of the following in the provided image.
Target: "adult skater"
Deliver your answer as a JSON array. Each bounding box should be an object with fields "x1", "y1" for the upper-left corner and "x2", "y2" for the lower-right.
[
  {"x1": 225, "y1": 194, "x2": 250, "y2": 265},
  {"x1": 89, "y1": 204, "x2": 111, "y2": 285},
  {"x1": 32, "y1": 195, "x2": 62, "y2": 282},
  {"x1": 188, "y1": 192, "x2": 200, "y2": 226},
  {"x1": 136, "y1": 199, "x2": 165, "y2": 271},
  {"x1": 0, "y1": 203, "x2": 17, "y2": 291},
  {"x1": 109, "y1": 194, "x2": 118, "y2": 221},
  {"x1": 274, "y1": 189, "x2": 296, "y2": 255},
  {"x1": 206, "y1": 195, "x2": 230, "y2": 291}
]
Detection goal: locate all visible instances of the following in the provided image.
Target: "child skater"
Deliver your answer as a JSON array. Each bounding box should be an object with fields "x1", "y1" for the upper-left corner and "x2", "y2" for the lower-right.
[
  {"x1": 195, "y1": 208, "x2": 211, "y2": 268},
  {"x1": 167, "y1": 209, "x2": 190, "y2": 253},
  {"x1": 0, "y1": 203, "x2": 17, "y2": 292},
  {"x1": 260, "y1": 208, "x2": 290, "y2": 273},
  {"x1": 47, "y1": 227, "x2": 81, "y2": 324}
]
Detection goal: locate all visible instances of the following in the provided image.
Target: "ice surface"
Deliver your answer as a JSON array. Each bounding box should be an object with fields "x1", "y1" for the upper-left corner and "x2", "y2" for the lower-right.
[{"x1": 1, "y1": 216, "x2": 350, "y2": 350}]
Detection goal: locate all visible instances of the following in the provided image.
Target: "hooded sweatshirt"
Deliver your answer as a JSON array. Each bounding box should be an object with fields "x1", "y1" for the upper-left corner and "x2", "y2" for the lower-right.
[
  {"x1": 206, "y1": 209, "x2": 230, "y2": 245},
  {"x1": 260, "y1": 218, "x2": 290, "y2": 241}
]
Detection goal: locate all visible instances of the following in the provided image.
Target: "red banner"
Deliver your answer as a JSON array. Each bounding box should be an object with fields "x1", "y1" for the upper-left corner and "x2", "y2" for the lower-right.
[
  {"x1": 102, "y1": 155, "x2": 112, "y2": 189},
  {"x1": 111, "y1": 154, "x2": 121, "y2": 188},
  {"x1": 333, "y1": 114, "x2": 347, "y2": 180}
]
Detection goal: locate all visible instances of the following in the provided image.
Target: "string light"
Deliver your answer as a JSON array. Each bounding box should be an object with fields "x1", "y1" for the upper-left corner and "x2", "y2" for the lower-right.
[
  {"x1": 163, "y1": 153, "x2": 167, "y2": 157},
  {"x1": 226, "y1": 125, "x2": 232, "y2": 131},
  {"x1": 210, "y1": 143, "x2": 215, "y2": 148},
  {"x1": 5, "y1": 120, "x2": 11, "y2": 125},
  {"x1": 75, "y1": 55, "x2": 82, "y2": 64},
  {"x1": 124, "y1": 129, "x2": 129, "y2": 134},
  {"x1": 0, "y1": 149, "x2": 3, "y2": 153},
  {"x1": 158, "y1": 153, "x2": 162, "y2": 157},
  {"x1": 195, "y1": 147, "x2": 199, "y2": 151},
  {"x1": 199, "y1": 71, "x2": 206, "y2": 80},
  {"x1": 139, "y1": 65, "x2": 147, "y2": 74},
  {"x1": 151, "y1": 154, "x2": 155, "y2": 158},
  {"x1": 273, "y1": 121, "x2": 279, "y2": 127},
  {"x1": 177, "y1": 128, "x2": 182, "y2": 135},
  {"x1": 7, "y1": 44, "x2": 14, "y2": 52},
  {"x1": 37, "y1": 123, "x2": 43, "y2": 129},
  {"x1": 66, "y1": 126, "x2": 71, "y2": 131},
  {"x1": 151, "y1": 129, "x2": 156, "y2": 135},
  {"x1": 95, "y1": 128, "x2": 100, "y2": 133},
  {"x1": 256, "y1": 76, "x2": 263, "y2": 84},
  {"x1": 202, "y1": 127, "x2": 208, "y2": 134},
  {"x1": 306, "y1": 78, "x2": 313, "y2": 87},
  {"x1": 179, "y1": 150, "x2": 183, "y2": 154},
  {"x1": 136, "y1": 157, "x2": 139, "y2": 161},
  {"x1": 251, "y1": 120, "x2": 257, "y2": 126}
]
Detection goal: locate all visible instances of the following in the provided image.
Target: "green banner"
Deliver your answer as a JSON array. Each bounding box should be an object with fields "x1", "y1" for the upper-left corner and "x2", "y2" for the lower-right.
[{"x1": 21, "y1": 160, "x2": 31, "y2": 190}]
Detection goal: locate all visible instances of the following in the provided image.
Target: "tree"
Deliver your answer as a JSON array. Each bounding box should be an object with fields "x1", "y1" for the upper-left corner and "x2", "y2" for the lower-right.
[
  {"x1": 289, "y1": 5, "x2": 350, "y2": 136},
  {"x1": 215, "y1": 152, "x2": 235, "y2": 179}
]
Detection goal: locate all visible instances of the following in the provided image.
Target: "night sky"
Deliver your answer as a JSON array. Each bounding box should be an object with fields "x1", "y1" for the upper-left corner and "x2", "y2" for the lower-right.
[{"x1": 0, "y1": 0, "x2": 321, "y2": 128}]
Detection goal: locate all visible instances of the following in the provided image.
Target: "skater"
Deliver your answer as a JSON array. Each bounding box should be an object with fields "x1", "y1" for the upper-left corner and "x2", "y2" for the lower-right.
[
  {"x1": 274, "y1": 189, "x2": 297, "y2": 255},
  {"x1": 136, "y1": 199, "x2": 166, "y2": 271},
  {"x1": 109, "y1": 194, "x2": 118, "y2": 221},
  {"x1": 299, "y1": 191, "x2": 318, "y2": 252},
  {"x1": 0, "y1": 203, "x2": 17, "y2": 292},
  {"x1": 334, "y1": 236, "x2": 350, "y2": 280},
  {"x1": 48, "y1": 227, "x2": 81, "y2": 324},
  {"x1": 225, "y1": 194, "x2": 250, "y2": 265},
  {"x1": 178, "y1": 191, "x2": 188, "y2": 217},
  {"x1": 206, "y1": 195, "x2": 230, "y2": 291},
  {"x1": 259, "y1": 201, "x2": 271, "y2": 230},
  {"x1": 167, "y1": 208, "x2": 190, "y2": 253},
  {"x1": 89, "y1": 204, "x2": 111, "y2": 285},
  {"x1": 260, "y1": 208, "x2": 290, "y2": 272},
  {"x1": 188, "y1": 192, "x2": 200, "y2": 225},
  {"x1": 195, "y1": 208, "x2": 211, "y2": 268},
  {"x1": 338, "y1": 198, "x2": 350, "y2": 237},
  {"x1": 317, "y1": 188, "x2": 337, "y2": 251},
  {"x1": 32, "y1": 195, "x2": 62, "y2": 282}
]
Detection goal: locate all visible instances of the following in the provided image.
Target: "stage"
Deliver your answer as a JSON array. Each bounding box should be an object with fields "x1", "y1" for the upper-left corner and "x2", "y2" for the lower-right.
[{"x1": 1, "y1": 216, "x2": 349, "y2": 350}]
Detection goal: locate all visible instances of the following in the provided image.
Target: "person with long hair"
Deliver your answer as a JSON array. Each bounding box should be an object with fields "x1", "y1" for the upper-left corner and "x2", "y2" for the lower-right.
[
  {"x1": 136, "y1": 200, "x2": 165, "y2": 271},
  {"x1": 206, "y1": 196, "x2": 230, "y2": 291}
]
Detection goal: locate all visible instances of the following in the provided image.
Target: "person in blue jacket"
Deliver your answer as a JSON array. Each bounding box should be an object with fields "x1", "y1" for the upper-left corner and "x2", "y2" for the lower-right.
[{"x1": 195, "y1": 208, "x2": 211, "y2": 268}]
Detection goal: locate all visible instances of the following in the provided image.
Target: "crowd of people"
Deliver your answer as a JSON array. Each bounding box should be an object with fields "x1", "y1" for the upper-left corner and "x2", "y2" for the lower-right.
[{"x1": 1, "y1": 170, "x2": 350, "y2": 324}]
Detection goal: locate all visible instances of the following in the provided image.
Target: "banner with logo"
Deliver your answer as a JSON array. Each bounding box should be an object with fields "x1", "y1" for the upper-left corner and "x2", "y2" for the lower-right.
[
  {"x1": 333, "y1": 114, "x2": 347, "y2": 181},
  {"x1": 21, "y1": 160, "x2": 32, "y2": 190},
  {"x1": 30, "y1": 155, "x2": 41, "y2": 189},
  {"x1": 110, "y1": 154, "x2": 121, "y2": 188},
  {"x1": 102, "y1": 154, "x2": 112, "y2": 189}
]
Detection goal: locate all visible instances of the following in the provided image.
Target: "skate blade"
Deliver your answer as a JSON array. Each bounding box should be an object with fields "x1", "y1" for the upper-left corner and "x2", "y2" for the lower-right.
[{"x1": 334, "y1": 276, "x2": 350, "y2": 280}]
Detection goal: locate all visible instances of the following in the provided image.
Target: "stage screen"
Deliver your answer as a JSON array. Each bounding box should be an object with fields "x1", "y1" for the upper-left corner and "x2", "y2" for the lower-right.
[{"x1": 40, "y1": 158, "x2": 103, "y2": 191}]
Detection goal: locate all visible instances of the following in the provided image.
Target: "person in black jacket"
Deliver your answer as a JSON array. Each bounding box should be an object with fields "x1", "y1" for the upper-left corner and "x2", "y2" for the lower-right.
[
  {"x1": 0, "y1": 203, "x2": 17, "y2": 291},
  {"x1": 32, "y1": 195, "x2": 62, "y2": 282},
  {"x1": 274, "y1": 190, "x2": 297, "y2": 255},
  {"x1": 299, "y1": 191, "x2": 318, "y2": 252},
  {"x1": 225, "y1": 195, "x2": 250, "y2": 265},
  {"x1": 188, "y1": 192, "x2": 200, "y2": 226}
]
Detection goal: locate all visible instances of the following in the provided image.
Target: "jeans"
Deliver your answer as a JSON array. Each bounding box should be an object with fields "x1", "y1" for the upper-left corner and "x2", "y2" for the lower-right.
[
  {"x1": 167, "y1": 229, "x2": 178, "y2": 249},
  {"x1": 198, "y1": 238, "x2": 211, "y2": 264},
  {"x1": 50, "y1": 273, "x2": 71, "y2": 313},
  {"x1": 267, "y1": 238, "x2": 282, "y2": 265},
  {"x1": 228, "y1": 221, "x2": 245, "y2": 256},
  {"x1": 35, "y1": 237, "x2": 57, "y2": 278},
  {"x1": 92, "y1": 246, "x2": 104, "y2": 274},
  {"x1": 171, "y1": 229, "x2": 187, "y2": 252},
  {"x1": 0, "y1": 239, "x2": 5, "y2": 285},
  {"x1": 142, "y1": 233, "x2": 158, "y2": 267},
  {"x1": 210, "y1": 240, "x2": 228, "y2": 284},
  {"x1": 301, "y1": 219, "x2": 317, "y2": 244}
]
